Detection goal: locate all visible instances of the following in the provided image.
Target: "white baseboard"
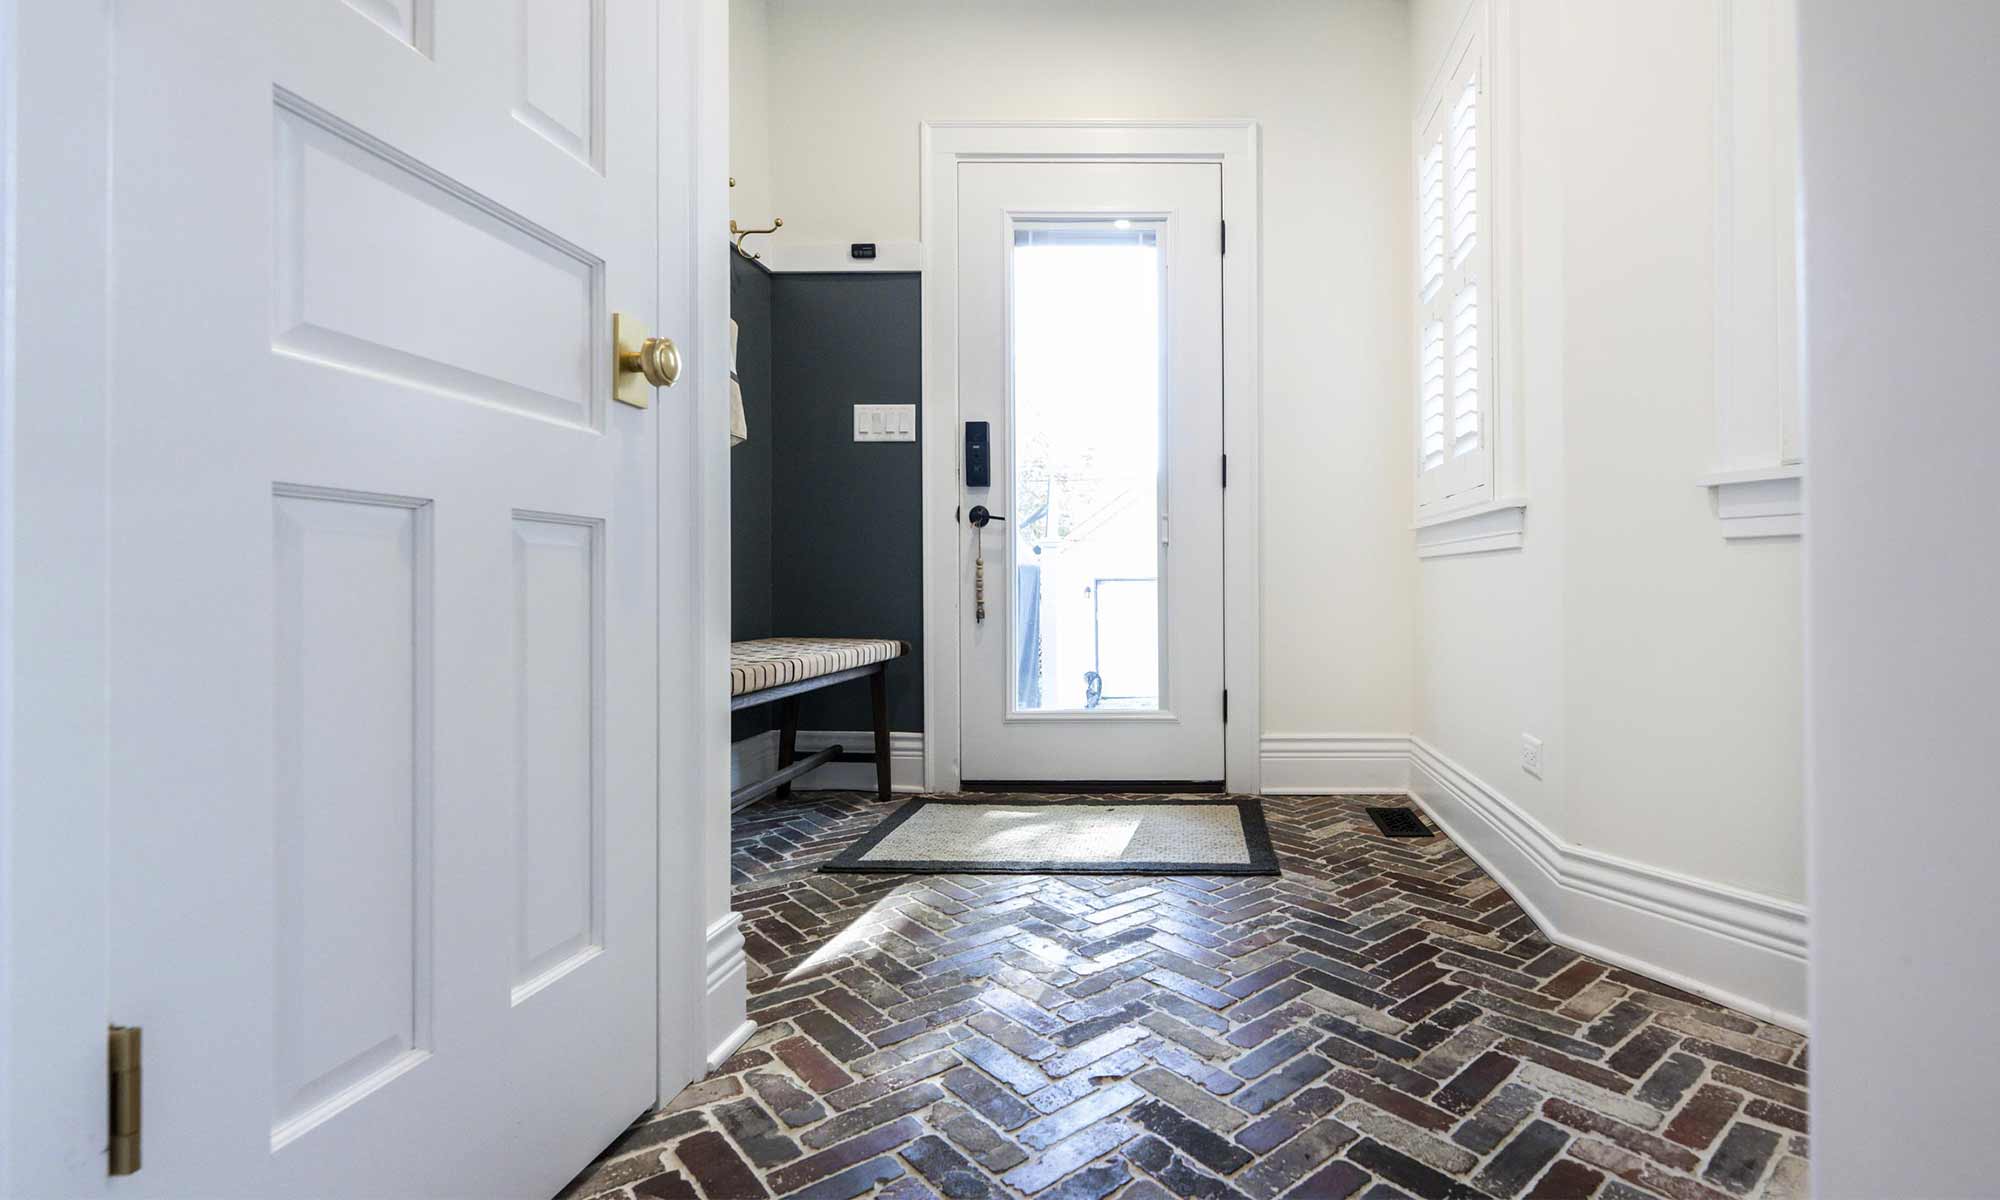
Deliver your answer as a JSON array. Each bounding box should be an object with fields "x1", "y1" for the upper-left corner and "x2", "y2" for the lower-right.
[
  {"x1": 1259, "y1": 733, "x2": 1413, "y2": 794},
  {"x1": 731, "y1": 730, "x2": 925, "y2": 796},
  {"x1": 1258, "y1": 732, "x2": 1808, "y2": 1031},
  {"x1": 794, "y1": 730, "x2": 924, "y2": 793},
  {"x1": 1405, "y1": 737, "x2": 1807, "y2": 1031},
  {"x1": 703, "y1": 912, "x2": 753, "y2": 1071},
  {"x1": 730, "y1": 730, "x2": 781, "y2": 793}
]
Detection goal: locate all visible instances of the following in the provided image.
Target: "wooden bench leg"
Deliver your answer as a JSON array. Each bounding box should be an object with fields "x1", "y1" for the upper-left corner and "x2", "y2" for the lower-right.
[
  {"x1": 869, "y1": 665, "x2": 892, "y2": 803},
  {"x1": 776, "y1": 695, "x2": 800, "y2": 801}
]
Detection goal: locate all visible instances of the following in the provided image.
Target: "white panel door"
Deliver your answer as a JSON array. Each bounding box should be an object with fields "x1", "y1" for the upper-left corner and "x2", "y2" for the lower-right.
[
  {"x1": 956, "y1": 163, "x2": 1225, "y2": 783},
  {"x1": 104, "y1": 3, "x2": 675, "y2": 1196}
]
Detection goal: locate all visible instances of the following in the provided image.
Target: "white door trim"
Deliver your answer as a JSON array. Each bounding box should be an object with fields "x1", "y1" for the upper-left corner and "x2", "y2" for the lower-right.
[
  {"x1": 684, "y1": 0, "x2": 751, "y2": 1077},
  {"x1": 1, "y1": 1, "x2": 115, "y2": 1192},
  {"x1": 0, "y1": 1, "x2": 728, "y2": 1183},
  {"x1": 919, "y1": 120, "x2": 1262, "y2": 793},
  {"x1": 659, "y1": 0, "x2": 739, "y2": 1099}
]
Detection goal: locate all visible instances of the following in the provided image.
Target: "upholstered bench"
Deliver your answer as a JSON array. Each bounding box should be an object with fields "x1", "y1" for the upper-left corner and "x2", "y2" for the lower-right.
[{"x1": 729, "y1": 637, "x2": 909, "y2": 808}]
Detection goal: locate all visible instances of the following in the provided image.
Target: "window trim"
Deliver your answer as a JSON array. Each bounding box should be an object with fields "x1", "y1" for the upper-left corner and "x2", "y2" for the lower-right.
[
  {"x1": 1413, "y1": 29, "x2": 1492, "y2": 517},
  {"x1": 1707, "y1": 0, "x2": 1803, "y2": 539},
  {"x1": 1412, "y1": 0, "x2": 1522, "y2": 548}
]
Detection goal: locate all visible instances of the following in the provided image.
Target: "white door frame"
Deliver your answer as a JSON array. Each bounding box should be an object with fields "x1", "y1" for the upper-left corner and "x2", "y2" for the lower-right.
[
  {"x1": 1, "y1": 2, "x2": 116, "y2": 1193},
  {"x1": 919, "y1": 121, "x2": 1262, "y2": 794},
  {"x1": 0, "y1": 2, "x2": 734, "y2": 1187},
  {"x1": 686, "y1": 0, "x2": 754, "y2": 1076}
]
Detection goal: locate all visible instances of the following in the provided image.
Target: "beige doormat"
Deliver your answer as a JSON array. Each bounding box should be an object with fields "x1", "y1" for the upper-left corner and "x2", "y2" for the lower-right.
[{"x1": 820, "y1": 796, "x2": 1279, "y2": 876}]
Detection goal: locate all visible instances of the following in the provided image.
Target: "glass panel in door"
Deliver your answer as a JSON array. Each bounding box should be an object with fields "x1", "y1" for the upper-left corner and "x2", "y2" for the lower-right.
[{"x1": 1009, "y1": 224, "x2": 1164, "y2": 712}]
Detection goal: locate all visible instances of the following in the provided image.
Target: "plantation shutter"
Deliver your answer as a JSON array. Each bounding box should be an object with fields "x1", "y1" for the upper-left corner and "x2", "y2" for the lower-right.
[
  {"x1": 1417, "y1": 39, "x2": 1492, "y2": 512},
  {"x1": 1418, "y1": 134, "x2": 1447, "y2": 474}
]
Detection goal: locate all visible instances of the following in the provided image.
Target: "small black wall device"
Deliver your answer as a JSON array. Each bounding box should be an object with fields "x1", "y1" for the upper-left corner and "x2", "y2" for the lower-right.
[
  {"x1": 965, "y1": 421, "x2": 991, "y2": 488},
  {"x1": 850, "y1": 243, "x2": 877, "y2": 260}
]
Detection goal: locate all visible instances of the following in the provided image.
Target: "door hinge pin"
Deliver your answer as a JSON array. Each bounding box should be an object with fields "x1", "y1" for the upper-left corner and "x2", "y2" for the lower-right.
[
  {"x1": 1221, "y1": 454, "x2": 1228, "y2": 487},
  {"x1": 108, "y1": 1025, "x2": 141, "y2": 1176},
  {"x1": 1223, "y1": 689, "x2": 1229, "y2": 723},
  {"x1": 1220, "y1": 219, "x2": 1227, "y2": 255}
]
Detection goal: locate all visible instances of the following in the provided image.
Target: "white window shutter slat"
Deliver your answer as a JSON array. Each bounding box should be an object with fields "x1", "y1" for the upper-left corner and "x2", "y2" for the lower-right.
[
  {"x1": 1421, "y1": 318, "x2": 1447, "y2": 471},
  {"x1": 1451, "y1": 284, "x2": 1480, "y2": 456},
  {"x1": 1448, "y1": 77, "x2": 1479, "y2": 268},
  {"x1": 1419, "y1": 139, "x2": 1445, "y2": 303}
]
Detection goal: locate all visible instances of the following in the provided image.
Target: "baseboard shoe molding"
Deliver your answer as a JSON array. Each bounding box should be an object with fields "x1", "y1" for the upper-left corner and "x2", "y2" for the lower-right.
[
  {"x1": 1259, "y1": 733, "x2": 1413, "y2": 794},
  {"x1": 702, "y1": 912, "x2": 752, "y2": 1072},
  {"x1": 705, "y1": 1019, "x2": 756, "y2": 1074},
  {"x1": 1406, "y1": 736, "x2": 1808, "y2": 1032}
]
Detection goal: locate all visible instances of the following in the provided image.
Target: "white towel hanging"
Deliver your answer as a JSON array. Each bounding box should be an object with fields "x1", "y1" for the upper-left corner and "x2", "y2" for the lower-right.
[{"x1": 728, "y1": 318, "x2": 748, "y2": 446}]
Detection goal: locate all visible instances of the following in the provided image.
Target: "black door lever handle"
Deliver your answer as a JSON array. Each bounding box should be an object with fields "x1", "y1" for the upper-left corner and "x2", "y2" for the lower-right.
[{"x1": 967, "y1": 505, "x2": 1006, "y2": 528}]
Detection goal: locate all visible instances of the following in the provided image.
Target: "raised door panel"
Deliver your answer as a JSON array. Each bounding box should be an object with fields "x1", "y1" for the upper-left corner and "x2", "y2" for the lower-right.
[
  {"x1": 342, "y1": 0, "x2": 434, "y2": 55},
  {"x1": 515, "y1": 0, "x2": 606, "y2": 171},
  {"x1": 271, "y1": 487, "x2": 433, "y2": 1150},
  {"x1": 272, "y1": 93, "x2": 605, "y2": 430},
  {"x1": 511, "y1": 514, "x2": 603, "y2": 1003}
]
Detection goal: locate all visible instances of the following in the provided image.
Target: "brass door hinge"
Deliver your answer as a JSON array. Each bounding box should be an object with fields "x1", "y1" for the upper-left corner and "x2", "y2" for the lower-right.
[{"x1": 108, "y1": 1025, "x2": 141, "y2": 1176}]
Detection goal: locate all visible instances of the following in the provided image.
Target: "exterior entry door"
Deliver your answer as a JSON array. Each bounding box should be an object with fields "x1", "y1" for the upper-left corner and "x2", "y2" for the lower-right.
[
  {"x1": 103, "y1": 3, "x2": 676, "y2": 1196},
  {"x1": 956, "y1": 163, "x2": 1225, "y2": 783}
]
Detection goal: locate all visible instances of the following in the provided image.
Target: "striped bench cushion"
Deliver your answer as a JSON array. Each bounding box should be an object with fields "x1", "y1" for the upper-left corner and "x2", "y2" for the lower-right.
[{"x1": 729, "y1": 637, "x2": 909, "y2": 696}]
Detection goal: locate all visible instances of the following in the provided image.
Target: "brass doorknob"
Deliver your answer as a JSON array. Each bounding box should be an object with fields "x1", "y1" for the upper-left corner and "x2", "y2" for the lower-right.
[
  {"x1": 621, "y1": 337, "x2": 681, "y2": 388},
  {"x1": 611, "y1": 312, "x2": 678, "y2": 409}
]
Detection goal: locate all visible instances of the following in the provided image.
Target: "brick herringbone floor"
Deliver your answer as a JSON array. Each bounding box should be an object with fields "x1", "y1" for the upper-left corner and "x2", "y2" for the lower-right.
[{"x1": 561, "y1": 793, "x2": 1808, "y2": 1200}]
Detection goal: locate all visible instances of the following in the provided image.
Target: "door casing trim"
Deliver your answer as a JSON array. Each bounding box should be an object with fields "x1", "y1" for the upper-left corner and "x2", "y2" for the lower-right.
[{"x1": 919, "y1": 120, "x2": 1263, "y2": 794}]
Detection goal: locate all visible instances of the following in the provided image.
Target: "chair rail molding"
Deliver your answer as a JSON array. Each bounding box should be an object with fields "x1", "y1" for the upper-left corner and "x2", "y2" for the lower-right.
[{"x1": 1258, "y1": 733, "x2": 1807, "y2": 1030}]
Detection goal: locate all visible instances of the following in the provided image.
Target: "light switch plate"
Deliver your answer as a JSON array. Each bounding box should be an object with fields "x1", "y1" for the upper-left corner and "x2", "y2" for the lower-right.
[{"x1": 853, "y1": 404, "x2": 916, "y2": 442}]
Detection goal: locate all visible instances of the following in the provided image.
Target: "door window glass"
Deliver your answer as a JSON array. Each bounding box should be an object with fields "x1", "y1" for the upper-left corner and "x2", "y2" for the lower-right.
[{"x1": 1009, "y1": 224, "x2": 1164, "y2": 713}]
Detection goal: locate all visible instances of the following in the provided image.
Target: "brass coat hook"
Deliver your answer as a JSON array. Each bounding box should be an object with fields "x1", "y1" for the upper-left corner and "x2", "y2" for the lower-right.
[
  {"x1": 730, "y1": 216, "x2": 783, "y2": 261},
  {"x1": 728, "y1": 176, "x2": 782, "y2": 261}
]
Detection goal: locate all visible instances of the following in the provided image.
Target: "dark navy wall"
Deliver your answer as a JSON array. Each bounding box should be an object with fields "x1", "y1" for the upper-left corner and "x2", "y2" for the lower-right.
[
  {"x1": 768, "y1": 272, "x2": 925, "y2": 733},
  {"x1": 729, "y1": 252, "x2": 776, "y2": 740}
]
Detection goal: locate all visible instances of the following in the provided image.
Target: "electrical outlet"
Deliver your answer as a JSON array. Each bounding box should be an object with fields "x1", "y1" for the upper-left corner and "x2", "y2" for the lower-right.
[{"x1": 1520, "y1": 733, "x2": 1544, "y2": 779}]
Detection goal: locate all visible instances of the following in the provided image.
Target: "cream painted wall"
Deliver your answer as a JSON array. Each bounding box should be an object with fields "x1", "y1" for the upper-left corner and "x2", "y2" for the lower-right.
[
  {"x1": 732, "y1": 0, "x2": 1417, "y2": 741},
  {"x1": 727, "y1": 0, "x2": 770, "y2": 231},
  {"x1": 1409, "y1": 0, "x2": 1804, "y2": 902},
  {"x1": 731, "y1": 0, "x2": 1802, "y2": 904}
]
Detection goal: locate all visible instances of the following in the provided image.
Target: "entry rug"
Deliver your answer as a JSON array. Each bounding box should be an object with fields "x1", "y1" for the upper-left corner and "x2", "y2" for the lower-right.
[{"x1": 820, "y1": 795, "x2": 1280, "y2": 876}]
